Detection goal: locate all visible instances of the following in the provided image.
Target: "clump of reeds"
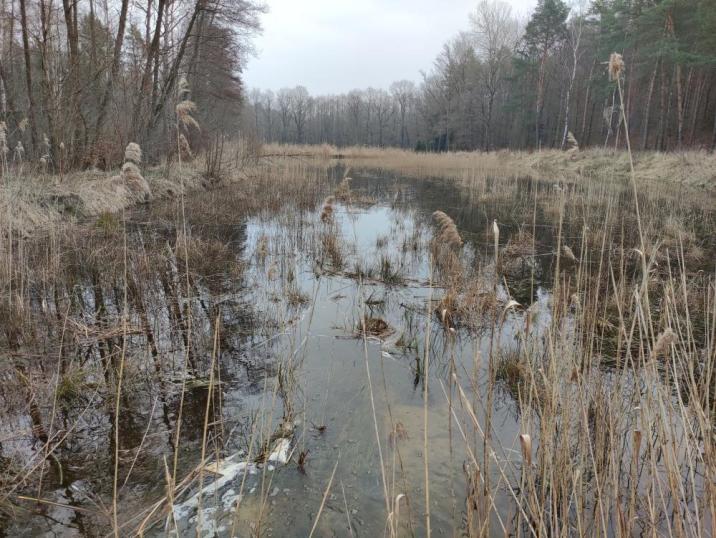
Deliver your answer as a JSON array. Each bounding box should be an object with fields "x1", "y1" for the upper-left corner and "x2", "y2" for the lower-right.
[
  {"x1": 358, "y1": 316, "x2": 391, "y2": 337},
  {"x1": 432, "y1": 210, "x2": 463, "y2": 248}
]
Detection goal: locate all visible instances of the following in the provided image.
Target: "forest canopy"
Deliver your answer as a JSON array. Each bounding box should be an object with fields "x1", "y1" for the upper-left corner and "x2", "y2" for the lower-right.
[{"x1": 246, "y1": 0, "x2": 716, "y2": 152}]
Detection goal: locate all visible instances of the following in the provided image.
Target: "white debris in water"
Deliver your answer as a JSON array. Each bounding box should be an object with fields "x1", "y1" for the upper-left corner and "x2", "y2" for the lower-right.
[
  {"x1": 268, "y1": 438, "x2": 291, "y2": 464},
  {"x1": 171, "y1": 437, "x2": 292, "y2": 525},
  {"x1": 222, "y1": 488, "x2": 241, "y2": 511}
]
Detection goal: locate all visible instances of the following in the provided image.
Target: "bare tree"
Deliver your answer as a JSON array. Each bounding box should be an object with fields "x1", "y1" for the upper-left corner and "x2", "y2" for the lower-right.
[
  {"x1": 289, "y1": 86, "x2": 312, "y2": 143},
  {"x1": 470, "y1": 0, "x2": 518, "y2": 150},
  {"x1": 390, "y1": 80, "x2": 416, "y2": 148}
]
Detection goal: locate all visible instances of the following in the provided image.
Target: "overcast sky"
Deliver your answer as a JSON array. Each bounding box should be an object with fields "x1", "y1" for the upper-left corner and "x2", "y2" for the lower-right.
[{"x1": 244, "y1": 0, "x2": 538, "y2": 95}]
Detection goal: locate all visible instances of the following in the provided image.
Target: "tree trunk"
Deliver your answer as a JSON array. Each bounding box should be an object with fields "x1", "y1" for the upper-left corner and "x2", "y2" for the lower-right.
[
  {"x1": 657, "y1": 62, "x2": 667, "y2": 151},
  {"x1": 561, "y1": 44, "x2": 579, "y2": 149},
  {"x1": 38, "y1": 0, "x2": 58, "y2": 165},
  {"x1": 675, "y1": 64, "x2": 684, "y2": 149},
  {"x1": 18, "y1": 0, "x2": 38, "y2": 154},
  {"x1": 62, "y1": 0, "x2": 83, "y2": 164},
  {"x1": 641, "y1": 57, "x2": 659, "y2": 150},
  {"x1": 131, "y1": 0, "x2": 167, "y2": 138},
  {"x1": 688, "y1": 72, "x2": 705, "y2": 145},
  {"x1": 0, "y1": 60, "x2": 17, "y2": 129},
  {"x1": 147, "y1": 0, "x2": 204, "y2": 133},
  {"x1": 93, "y1": 0, "x2": 129, "y2": 161}
]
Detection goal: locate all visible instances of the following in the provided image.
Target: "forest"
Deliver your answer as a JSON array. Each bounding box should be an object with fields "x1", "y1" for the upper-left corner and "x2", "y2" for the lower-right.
[
  {"x1": 246, "y1": 0, "x2": 716, "y2": 152},
  {"x1": 0, "y1": 0, "x2": 265, "y2": 168}
]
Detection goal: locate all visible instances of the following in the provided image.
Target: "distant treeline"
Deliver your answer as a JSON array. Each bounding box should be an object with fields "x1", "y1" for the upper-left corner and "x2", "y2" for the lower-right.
[
  {"x1": 247, "y1": 0, "x2": 716, "y2": 152},
  {"x1": 0, "y1": 0, "x2": 265, "y2": 168}
]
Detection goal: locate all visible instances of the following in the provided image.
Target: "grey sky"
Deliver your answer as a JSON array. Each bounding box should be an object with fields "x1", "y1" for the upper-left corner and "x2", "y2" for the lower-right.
[{"x1": 244, "y1": 0, "x2": 538, "y2": 94}]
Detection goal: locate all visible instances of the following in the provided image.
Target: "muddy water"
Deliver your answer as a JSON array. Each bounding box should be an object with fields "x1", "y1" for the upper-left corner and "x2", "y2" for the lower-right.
[{"x1": 2, "y1": 167, "x2": 711, "y2": 536}]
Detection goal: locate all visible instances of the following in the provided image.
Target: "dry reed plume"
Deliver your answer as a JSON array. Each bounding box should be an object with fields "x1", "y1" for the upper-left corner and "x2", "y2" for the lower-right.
[
  {"x1": 432, "y1": 210, "x2": 463, "y2": 248},
  {"x1": 112, "y1": 143, "x2": 152, "y2": 201}
]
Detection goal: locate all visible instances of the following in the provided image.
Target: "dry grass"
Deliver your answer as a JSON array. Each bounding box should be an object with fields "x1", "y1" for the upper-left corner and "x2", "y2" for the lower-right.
[{"x1": 262, "y1": 143, "x2": 716, "y2": 191}]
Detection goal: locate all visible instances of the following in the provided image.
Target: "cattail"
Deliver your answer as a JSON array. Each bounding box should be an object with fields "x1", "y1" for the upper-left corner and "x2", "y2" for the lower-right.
[
  {"x1": 124, "y1": 142, "x2": 142, "y2": 164},
  {"x1": 609, "y1": 52, "x2": 624, "y2": 81},
  {"x1": 176, "y1": 100, "x2": 200, "y2": 130},
  {"x1": 651, "y1": 328, "x2": 676, "y2": 359},
  {"x1": 519, "y1": 434, "x2": 532, "y2": 467}
]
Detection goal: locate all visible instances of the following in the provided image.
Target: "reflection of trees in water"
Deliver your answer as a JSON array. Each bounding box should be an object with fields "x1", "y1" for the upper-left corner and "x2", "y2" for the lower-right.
[{"x1": 0, "y1": 194, "x2": 261, "y2": 528}]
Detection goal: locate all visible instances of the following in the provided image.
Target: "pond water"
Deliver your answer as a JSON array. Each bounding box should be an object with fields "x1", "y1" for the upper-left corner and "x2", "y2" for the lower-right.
[{"x1": 1, "y1": 165, "x2": 712, "y2": 536}]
